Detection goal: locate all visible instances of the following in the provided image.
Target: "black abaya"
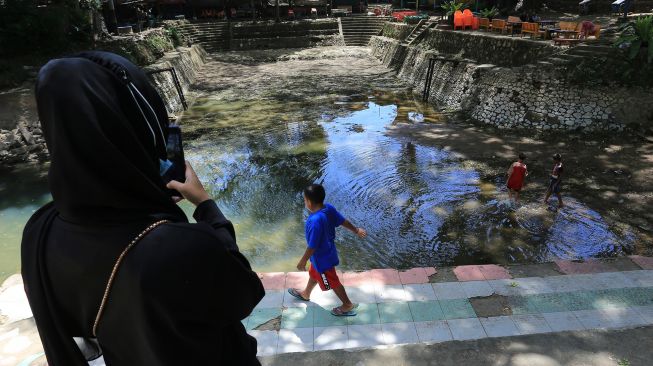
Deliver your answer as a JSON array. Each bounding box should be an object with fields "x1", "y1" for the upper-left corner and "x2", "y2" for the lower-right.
[{"x1": 22, "y1": 52, "x2": 264, "y2": 365}]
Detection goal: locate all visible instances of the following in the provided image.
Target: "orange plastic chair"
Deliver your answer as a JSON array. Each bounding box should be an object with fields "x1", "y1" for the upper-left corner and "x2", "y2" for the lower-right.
[
  {"x1": 453, "y1": 10, "x2": 464, "y2": 30},
  {"x1": 472, "y1": 16, "x2": 480, "y2": 30},
  {"x1": 462, "y1": 9, "x2": 473, "y2": 30}
]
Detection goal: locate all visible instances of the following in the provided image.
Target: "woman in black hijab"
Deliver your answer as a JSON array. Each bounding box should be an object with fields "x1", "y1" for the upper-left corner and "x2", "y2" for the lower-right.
[{"x1": 21, "y1": 51, "x2": 264, "y2": 365}]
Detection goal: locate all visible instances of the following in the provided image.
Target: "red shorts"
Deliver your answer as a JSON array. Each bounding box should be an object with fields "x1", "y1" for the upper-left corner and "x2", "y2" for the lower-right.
[{"x1": 309, "y1": 265, "x2": 342, "y2": 291}]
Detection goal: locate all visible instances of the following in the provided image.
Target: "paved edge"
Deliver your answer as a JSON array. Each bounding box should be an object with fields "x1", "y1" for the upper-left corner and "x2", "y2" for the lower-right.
[{"x1": 260, "y1": 325, "x2": 653, "y2": 366}]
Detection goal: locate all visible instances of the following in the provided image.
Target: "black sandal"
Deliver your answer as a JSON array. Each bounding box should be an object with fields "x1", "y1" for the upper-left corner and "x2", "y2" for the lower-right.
[{"x1": 288, "y1": 288, "x2": 309, "y2": 301}]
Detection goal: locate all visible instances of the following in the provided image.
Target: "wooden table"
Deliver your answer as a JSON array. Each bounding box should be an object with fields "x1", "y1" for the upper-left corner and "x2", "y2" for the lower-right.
[
  {"x1": 507, "y1": 21, "x2": 522, "y2": 36},
  {"x1": 538, "y1": 20, "x2": 557, "y2": 28}
]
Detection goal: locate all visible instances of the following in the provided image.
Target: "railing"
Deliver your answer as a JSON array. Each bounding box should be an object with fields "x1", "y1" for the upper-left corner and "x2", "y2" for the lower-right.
[
  {"x1": 146, "y1": 67, "x2": 188, "y2": 111},
  {"x1": 422, "y1": 58, "x2": 436, "y2": 102}
]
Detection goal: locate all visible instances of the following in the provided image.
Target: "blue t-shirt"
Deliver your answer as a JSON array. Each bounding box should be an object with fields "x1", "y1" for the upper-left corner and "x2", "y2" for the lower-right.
[{"x1": 305, "y1": 203, "x2": 345, "y2": 273}]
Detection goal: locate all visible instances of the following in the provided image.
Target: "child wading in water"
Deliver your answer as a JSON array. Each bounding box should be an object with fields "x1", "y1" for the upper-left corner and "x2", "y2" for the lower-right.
[
  {"x1": 288, "y1": 184, "x2": 367, "y2": 316},
  {"x1": 506, "y1": 153, "x2": 529, "y2": 203},
  {"x1": 544, "y1": 153, "x2": 564, "y2": 208}
]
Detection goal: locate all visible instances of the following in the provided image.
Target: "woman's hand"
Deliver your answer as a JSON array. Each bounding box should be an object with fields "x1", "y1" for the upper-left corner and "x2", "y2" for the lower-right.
[{"x1": 166, "y1": 161, "x2": 211, "y2": 206}]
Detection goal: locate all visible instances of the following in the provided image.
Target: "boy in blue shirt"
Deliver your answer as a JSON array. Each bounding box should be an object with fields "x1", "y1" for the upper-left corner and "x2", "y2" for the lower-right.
[{"x1": 288, "y1": 184, "x2": 367, "y2": 316}]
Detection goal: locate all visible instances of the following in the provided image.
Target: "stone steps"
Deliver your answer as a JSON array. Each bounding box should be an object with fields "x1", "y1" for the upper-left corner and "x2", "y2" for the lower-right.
[
  {"x1": 340, "y1": 16, "x2": 389, "y2": 46},
  {"x1": 565, "y1": 45, "x2": 614, "y2": 57},
  {"x1": 540, "y1": 43, "x2": 616, "y2": 67},
  {"x1": 176, "y1": 22, "x2": 230, "y2": 52},
  {"x1": 233, "y1": 30, "x2": 336, "y2": 38},
  {"x1": 404, "y1": 20, "x2": 434, "y2": 45}
]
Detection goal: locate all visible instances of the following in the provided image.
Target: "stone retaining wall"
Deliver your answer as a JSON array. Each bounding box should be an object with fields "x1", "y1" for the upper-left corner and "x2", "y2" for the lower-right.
[
  {"x1": 0, "y1": 45, "x2": 207, "y2": 168},
  {"x1": 380, "y1": 22, "x2": 414, "y2": 41},
  {"x1": 370, "y1": 35, "x2": 653, "y2": 131},
  {"x1": 145, "y1": 45, "x2": 207, "y2": 114},
  {"x1": 422, "y1": 29, "x2": 558, "y2": 67},
  {"x1": 230, "y1": 19, "x2": 342, "y2": 50}
]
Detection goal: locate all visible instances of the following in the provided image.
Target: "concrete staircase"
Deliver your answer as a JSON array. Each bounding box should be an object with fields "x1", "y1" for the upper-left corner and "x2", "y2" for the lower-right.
[
  {"x1": 403, "y1": 18, "x2": 437, "y2": 46},
  {"x1": 340, "y1": 15, "x2": 392, "y2": 46},
  {"x1": 176, "y1": 21, "x2": 230, "y2": 53},
  {"x1": 537, "y1": 43, "x2": 616, "y2": 67}
]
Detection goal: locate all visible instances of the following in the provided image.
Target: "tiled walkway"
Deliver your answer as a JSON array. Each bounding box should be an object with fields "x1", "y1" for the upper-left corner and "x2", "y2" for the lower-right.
[{"x1": 247, "y1": 264, "x2": 653, "y2": 356}]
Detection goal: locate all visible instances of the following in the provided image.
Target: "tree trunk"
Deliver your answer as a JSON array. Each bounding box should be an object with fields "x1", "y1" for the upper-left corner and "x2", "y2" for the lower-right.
[{"x1": 105, "y1": 0, "x2": 118, "y2": 34}]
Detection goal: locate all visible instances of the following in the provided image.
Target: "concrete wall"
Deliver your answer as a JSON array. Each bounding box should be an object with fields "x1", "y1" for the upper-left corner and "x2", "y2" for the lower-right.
[
  {"x1": 369, "y1": 34, "x2": 653, "y2": 131},
  {"x1": 230, "y1": 19, "x2": 342, "y2": 50},
  {"x1": 0, "y1": 46, "x2": 207, "y2": 167}
]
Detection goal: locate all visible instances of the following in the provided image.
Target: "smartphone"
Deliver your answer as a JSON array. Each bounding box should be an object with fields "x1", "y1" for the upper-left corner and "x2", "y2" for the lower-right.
[{"x1": 162, "y1": 124, "x2": 186, "y2": 197}]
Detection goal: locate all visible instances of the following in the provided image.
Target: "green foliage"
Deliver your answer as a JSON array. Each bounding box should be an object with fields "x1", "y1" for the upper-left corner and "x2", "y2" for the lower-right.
[
  {"x1": 381, "y1": 23, "x2": 410, "y2": 40},
  {"x1": 145, "y1": 34, "x2": 174, "y2": 57},
  {"x1": 404, "y1": 14, "x2": 429, "y2": 24},
  {"x1": 617, "y1": 359, "x2": 630, "y2": 366},
  {"x1": 480, "y1": 6, "x2": 499, "y2": 18},
  {"x1": 0, "y1": 1, "x2": 93, "y2": 57},
  {"x1": 615, "y1": 15, "x2": 653, "y2": 64},
  {"x1": 79, "y1": 0, "x2": 102, "y2": 10},
  {"x1": 441, "y1": 0, "x2": 468, "y2": 16},
  {"x1": 0, "y1": 60, "x2": 28, "y2": 89},
  {"x1": 98, "y1": 30, "x2": 175, "y2": 66},
  {"x1": 164, "y1": 25, "x2": 183, "y2": 47}
]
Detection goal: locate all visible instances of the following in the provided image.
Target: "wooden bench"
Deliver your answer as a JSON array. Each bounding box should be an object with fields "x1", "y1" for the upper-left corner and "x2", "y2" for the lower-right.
[
  {"x1": 521, "y1": 22, "x2": 545, "y2": 39},
  {"x1": 560, "y1": 21, "x2": 579, "y2": 31},
  {"x1": 507, "y1": 16, "x2": 522, "y2": 23},
  {"x1": 491, "y1": 19, "x2": 507, "y2": 34},
  {"x1": 479, "y1": 17, "x2": 491, "y2": 31}
]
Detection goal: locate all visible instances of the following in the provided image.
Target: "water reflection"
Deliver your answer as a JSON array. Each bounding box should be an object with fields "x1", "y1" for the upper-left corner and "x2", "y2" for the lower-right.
[
  {"x1": 0, "y1": 165, "x2": 50, "y2": 281},
  {"x1": 0, "y1": 92, "x2": 637, "y2": 279},
  {"x1": 183, "y1": 95, "x2": 635, "y2": 271}
]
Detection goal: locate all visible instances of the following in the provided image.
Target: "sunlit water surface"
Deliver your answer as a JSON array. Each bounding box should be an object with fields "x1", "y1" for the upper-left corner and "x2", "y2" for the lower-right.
[{"x1": 0, "y1": 92, "x2": 636, "y2": 281}]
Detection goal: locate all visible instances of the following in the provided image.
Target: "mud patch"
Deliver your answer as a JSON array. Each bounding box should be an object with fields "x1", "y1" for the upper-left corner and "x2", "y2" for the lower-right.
[
  {"x1": 469, "y1": 294, "x2": 512, "y2": 317},
  {"x1": 253, "y1": 315, "x2": 281, "y2": 331},
  {"x1": 428, "y1": 267, "x2": 458, "y2": 283},
  {"x1": 507, "y1": 263, "x2": 562, "y2": 278}
]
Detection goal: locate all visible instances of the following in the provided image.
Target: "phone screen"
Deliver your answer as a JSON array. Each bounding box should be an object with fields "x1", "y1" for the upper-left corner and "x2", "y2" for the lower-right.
[{"x1": 162, "y1": 125, "x2": 186, "y2": 197}]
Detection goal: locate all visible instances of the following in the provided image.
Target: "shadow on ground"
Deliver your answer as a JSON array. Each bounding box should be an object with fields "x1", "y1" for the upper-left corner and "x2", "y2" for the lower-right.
[{"x1": 261, "y1": 325, "x2": 653, "y2": 366}]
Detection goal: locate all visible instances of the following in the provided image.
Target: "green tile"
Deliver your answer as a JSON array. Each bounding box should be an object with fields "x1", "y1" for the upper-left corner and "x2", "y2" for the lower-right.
[
  {"x1": 619, "y1": 287, "x2": 653, "y2": 307},
  {"x1": 528, "y1": 294, "x2": 568, "y2": 313},
  {"x1": 314, "y1": 306, "x2": 348, "y2": 327},
  {"x1": 558, "y1": 292, "x2": 594, "y2": 311},
  {"x1": 587, "y1": 289, "x2": 630, "y2": 310},
  {"x1": 247, "y1": 308, "x2": 281, "y2": 330},
  {"x1": 507, "y1": 296, "x2": 540, "y2": 315},
  {"x1": 378, "y1": 302, "x2": 413, "y2": 323},
  {"x1": 439, "y1": 299, "x2": 476, "y2": 319},
  {"x1": 408, "y1": 301, "x2": 445, "y2": 322},
  {"x1": 281, "y1": 307, "x2": 315, "y2": 329},
  {"x1": 347, "y1": 303, "x2": 381, "y2": 325}
]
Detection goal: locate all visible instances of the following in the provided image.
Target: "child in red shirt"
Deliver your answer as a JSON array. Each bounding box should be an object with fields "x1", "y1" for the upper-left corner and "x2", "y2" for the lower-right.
[{"x1": 506, "y1": 153, "x2": 529, "y2": 203}]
